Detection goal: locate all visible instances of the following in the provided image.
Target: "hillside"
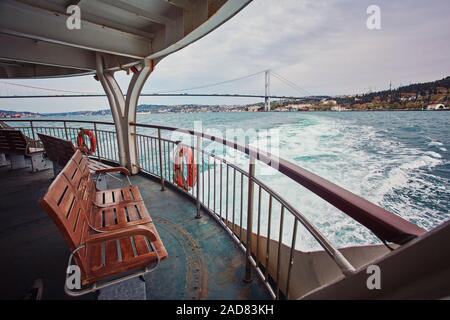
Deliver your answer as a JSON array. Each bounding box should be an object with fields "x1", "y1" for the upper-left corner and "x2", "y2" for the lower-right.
[
  {"x1": 0, "y1": 109, "x2": 41, "y2": 118},
  {"x1": 336, "y1": 76, "x2": 450, "y2": 110}
]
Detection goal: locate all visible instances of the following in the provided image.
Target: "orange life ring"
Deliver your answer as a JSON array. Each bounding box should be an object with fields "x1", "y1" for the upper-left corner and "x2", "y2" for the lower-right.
[
  {"x1": 77, "y1": 128, "x2": 97, "y2": 155},
  {"x1": 173, "y1": 144, "x2": 197, "y2": 190}
]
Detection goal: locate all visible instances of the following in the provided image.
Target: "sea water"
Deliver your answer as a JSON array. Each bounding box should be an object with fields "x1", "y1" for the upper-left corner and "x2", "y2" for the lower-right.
[{"x1": 42, "y1": 111, "x2": 450, "y2": 249}]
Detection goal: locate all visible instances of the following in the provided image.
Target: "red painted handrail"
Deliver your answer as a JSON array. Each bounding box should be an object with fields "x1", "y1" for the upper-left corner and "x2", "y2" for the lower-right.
[
  {"x1": 131, "y1": 122, "x2": 427, "y2": 245},
  {"x1": 1, "y1": 119, "x2": 426, "y2": 244}
]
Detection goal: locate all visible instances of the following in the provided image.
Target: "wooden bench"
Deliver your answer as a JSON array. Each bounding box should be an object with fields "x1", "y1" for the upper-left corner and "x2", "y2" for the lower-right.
[
  {"x1": 39, "y1": 150, "x2": 168, "y2": 296},
  {"x1": 0, "y1": 122, "x2": 12, "y2": 166},
  {"x1": 0, "y1": 129, "x2": 48, "y2": 172},
  {"x1": 37, "y1": 133, "x2": 121, "y2": 188},
  {"x1": 67, "y1": 150, "x2": 149, "y2": 229},
  {"x1": 36, "y1": 133, "x2": 76, "y2": 170}
]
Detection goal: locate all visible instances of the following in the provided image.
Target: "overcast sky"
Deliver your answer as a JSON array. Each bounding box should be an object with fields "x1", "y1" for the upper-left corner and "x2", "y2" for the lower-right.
[{"x1": 1, "y1": 0, "x2": 449, "y2": 113}]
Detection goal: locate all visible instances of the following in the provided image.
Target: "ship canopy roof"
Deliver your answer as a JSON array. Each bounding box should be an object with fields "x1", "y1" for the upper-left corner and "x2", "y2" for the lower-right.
[{"x1": 0, "y1": 0, "x2": 250, "y2": 79}]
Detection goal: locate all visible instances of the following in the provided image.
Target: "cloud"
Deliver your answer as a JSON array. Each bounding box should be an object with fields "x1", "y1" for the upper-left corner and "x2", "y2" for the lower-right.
[{"x1": 147, "y1": 0, "x2": 450, "y2": 97}]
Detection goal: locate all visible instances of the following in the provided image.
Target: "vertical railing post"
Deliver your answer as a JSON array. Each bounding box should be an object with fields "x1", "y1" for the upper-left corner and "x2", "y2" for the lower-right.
[
  {"x1": 29, "y1": 120, "x2": 35, "y2": 140},
  {"x1": 93, "y1": 122, "x2": 101, "y2": 160},
  {"x1": 157, "y1": 128, "x2": 165, "y2": 191},
  {"x1": 63, "y1": 121, "x2": 69, "y2": 140},
  {"x1": 195, "y1": 135, "x2": 202, "y2": 219},
  {"x1": 244, "y1": 155, "x2": 256, "y2": 283}
]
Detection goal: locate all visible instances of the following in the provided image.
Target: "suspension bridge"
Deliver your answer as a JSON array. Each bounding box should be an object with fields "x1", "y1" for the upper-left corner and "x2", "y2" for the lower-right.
[{"x1": 0, "y1": 70, "x2": 324, "y2": 111}]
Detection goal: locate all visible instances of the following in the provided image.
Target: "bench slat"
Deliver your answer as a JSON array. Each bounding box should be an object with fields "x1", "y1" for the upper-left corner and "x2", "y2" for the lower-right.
[
  {"x1": 134, "y1": 235, "x2": 151, "y2": 256},
  {"x1": 119, "y1": 237, "x2": 135, "y2": 262},
  {"x1": 39, "y1": 149, "x2": 168, "y2": 287},
  {"x1": 105, "y1": 239, "x2": 120, "y2": 266},
  {"x1": 88, "y1": 242, "x2": 104, "y2": 271}
]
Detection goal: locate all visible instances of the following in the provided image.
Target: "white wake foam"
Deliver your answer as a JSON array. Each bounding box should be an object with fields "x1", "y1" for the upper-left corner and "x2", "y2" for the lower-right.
[{"x1": 252, "y1": 114, "x2": 448, "y2": 250}]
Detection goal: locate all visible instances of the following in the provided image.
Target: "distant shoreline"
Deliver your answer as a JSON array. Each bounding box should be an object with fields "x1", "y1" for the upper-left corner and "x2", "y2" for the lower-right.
[{"x1": 2, "y1": 108, "x2": 450, "y2": 120}]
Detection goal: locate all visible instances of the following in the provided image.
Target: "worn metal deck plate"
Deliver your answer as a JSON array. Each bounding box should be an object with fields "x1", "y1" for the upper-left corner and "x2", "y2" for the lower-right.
[{"x1": 0, "y1": 159, "x2": 269, "y2": 300}]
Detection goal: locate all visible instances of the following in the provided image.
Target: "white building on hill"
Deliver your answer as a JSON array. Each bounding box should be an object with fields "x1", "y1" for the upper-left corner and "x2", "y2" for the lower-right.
[{"x1": 427, "y1": 103, "x2": 447, "y2": 110}]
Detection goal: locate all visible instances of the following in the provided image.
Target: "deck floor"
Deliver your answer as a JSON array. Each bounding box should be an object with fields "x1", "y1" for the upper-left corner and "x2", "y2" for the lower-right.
[{"x1": 0, "y1": 158, "x2": 269, "y2": 300}]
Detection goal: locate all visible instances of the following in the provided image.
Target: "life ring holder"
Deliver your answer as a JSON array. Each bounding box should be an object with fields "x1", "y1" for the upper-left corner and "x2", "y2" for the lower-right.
[
  {"x1": 173, "y1": 142, "x2": 197, "y2": 190},
  {"x1": 77, "y1": 128, "x2": 97, "y2": 155}
]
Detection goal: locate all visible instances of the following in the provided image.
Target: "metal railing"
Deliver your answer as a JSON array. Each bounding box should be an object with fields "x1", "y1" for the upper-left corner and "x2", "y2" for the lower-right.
[
  {"x1": 1, "y1": 118, "x2": 426, "y2": 299},
  {"x1": 2, "y1": 119, "x2": 119, "y2": 163}
]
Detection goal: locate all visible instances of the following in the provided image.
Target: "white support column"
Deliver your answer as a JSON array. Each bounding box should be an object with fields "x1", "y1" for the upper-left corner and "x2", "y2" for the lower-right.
[
  {"x1": 125, "y1": 60, "x2": 153, "y2": 174},
  {"x1": 96, "y1": 53, "x2": 154, "y2": 174},
  {"x1": 96, "y1": 53, "x2": 127, "y2": 166}
]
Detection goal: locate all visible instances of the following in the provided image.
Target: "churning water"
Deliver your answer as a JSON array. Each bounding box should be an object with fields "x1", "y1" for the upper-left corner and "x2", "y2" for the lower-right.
[
  {"x1": 46, "y1": 111, "x2": 450, "y2": 249},
  {"x1": 138, "y1": 111, "x2": 450, "y2": 249}
]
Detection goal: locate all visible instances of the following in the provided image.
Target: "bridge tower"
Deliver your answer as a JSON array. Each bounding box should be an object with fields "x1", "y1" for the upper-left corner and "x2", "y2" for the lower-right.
[{"x1": 265, "y1": 70, "x2": 271, "y2": 111}]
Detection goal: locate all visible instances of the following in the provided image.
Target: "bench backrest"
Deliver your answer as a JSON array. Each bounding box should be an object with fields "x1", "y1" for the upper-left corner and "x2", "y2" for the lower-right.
[
  {"x1": 62, "y1": 151, "x2": 96, "y2": 215},
  {"x1": 37, "y1": 133, "x2": 77, "y2": 167},
  {"x1": 39, "y1": 150, "x2": 92, "y2": 273},
  {"x1": 0, "y1": 129, "x2": 28, "y2": 154}
]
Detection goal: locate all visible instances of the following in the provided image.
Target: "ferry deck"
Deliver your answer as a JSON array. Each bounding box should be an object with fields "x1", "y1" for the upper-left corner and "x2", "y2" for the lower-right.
[{"x1": 1, "y1": 0, "x2": 450, "y2": 300}]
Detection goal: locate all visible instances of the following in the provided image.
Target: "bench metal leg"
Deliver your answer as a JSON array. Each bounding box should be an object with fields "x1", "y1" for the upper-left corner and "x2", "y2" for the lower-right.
[
  {"x1": 30, "y1": 153, "x2": 48, "y2": 172},
  {"x1": 0, "y1": 153, "x2": 7, "y2": 167},
  {"x1": 52, "y1": 161, "x2": 63, "y2": 178},
  {"x1": 10, "y1": 154, "x2": 27, "y2": 170},
  {"x1": 64, "y1": 243, "x2": 160, "y2": 297}
]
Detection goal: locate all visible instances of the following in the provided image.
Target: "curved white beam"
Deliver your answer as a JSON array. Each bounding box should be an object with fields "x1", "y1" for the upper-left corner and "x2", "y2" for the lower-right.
[
  {"x1": 125, "y1": 60, "x2": 154, "y2": 173},
  {"x1": 95, "y1": 53, "x2": 127, "y2": 166}
]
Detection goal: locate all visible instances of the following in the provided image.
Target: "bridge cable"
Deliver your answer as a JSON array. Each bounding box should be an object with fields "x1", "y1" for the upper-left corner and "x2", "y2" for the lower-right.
[
  {"x1": 270, "y1": 71, "x2": 313, "y2": 96},
  {"x1": 154, "y1": 70, "x2": 266, "y2": 94},
  {"x1": 0, "y1": 80, "x2": 99, "y2": 95}
]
